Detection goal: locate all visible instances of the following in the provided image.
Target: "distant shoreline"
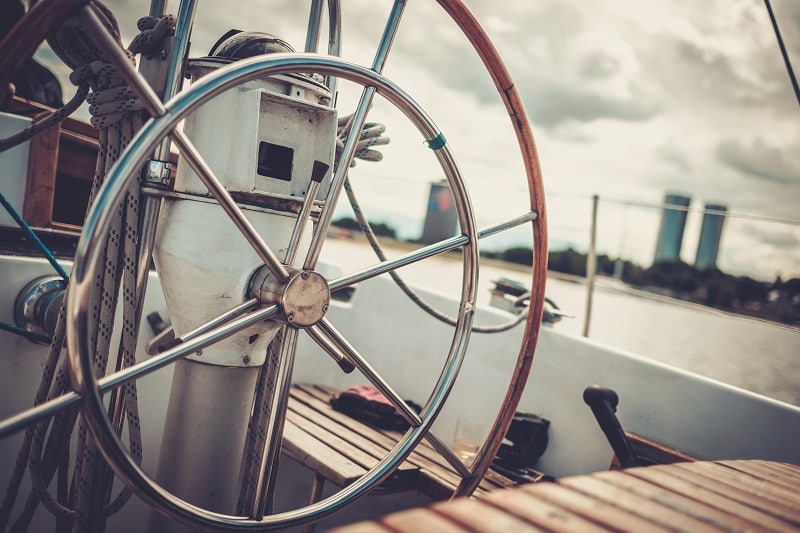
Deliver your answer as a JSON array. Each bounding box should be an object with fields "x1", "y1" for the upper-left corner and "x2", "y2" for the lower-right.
[{"x1": 327, "y1": 234, "x2": 799, "y2": 332}]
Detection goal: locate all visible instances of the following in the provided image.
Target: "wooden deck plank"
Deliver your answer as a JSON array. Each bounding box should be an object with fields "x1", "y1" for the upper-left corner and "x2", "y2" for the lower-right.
[
  {"x1": 481, "y1": 486, "x2": 609, "y2": 533},
  {"x1": 679, "y1": 461, "x2": 800, "y2": 508},
  {"x1": 667, "y1": 462, "x2": 800, "y2": 525},
  {"x1": 383, "y1": 507, "x2": 477, "y2": 533},
  {"x1": 682, "y1": 461, "x2": 800, "y2": 505},
  {"x1": 628, "y1": 466, "x2": 795, "y2": 532},
  {"x1": 326, "y1": 521, "x2": 395, "y2": 533},
  {"x1": 719, "y1": 460, "x2": 800, "y2": 492},
  {"x1": 561, "y1": 473, "x2": 724, "y2": 532},
  {"x1": 520, "y1": 482, "x2": 673, "y2": 532},
  {"x1": 594, "y1": 469, "x2": 767, "y2": 532},
  {"x1": 432, "y1": 497, "x2": 547, "y2": 532},
  {"x1": 329, "y1": 460, "x2": 800, "y2": 533},
  {"x1": 730, "y1": 459, "x2": 800, "y2": 477}
]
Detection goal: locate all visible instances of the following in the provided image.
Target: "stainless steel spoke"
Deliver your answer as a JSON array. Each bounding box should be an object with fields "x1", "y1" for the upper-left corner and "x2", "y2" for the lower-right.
[
  {"x1": 0, "y1": 392, "x2": 81, "y2": 440},
  {"x1": 304, "y1": 0, "x2": 324, "y2": 53},
  {"x1": 304, "y1": 0, "x2": 342, "y2": 94},
  {"x1": 371, "y1": 0, "x2": 406, "y2": 72},
  {"x1": 328, "y1": 211, "x2": 537, "y2": 293},
  {"x1": 98, "y1": 304, "x2": 279, "y2": 392},
  {"x1": 478, "y1": 210, "x2": 538, "y2": 239},
  {"x1": 0, "y1": 303, "x2": 282, "y2": 440},
  {"x1": 302, "y1": 0, "x2": 407, "y2": 271},
  {"x1": 424, "y1": 432, "x2": 472, "y2": 478},
  {"x1": 315, "y1": 318, "x2": 422, "y2": 427},
  {"x1": 249, "y1": 326, "x2": 298, "y2": 518},
  {"x1": 169, "y1": 129, "x2": 291, "y2": 283},
  {"x1": 328, "y1": 233, "x2": 468, "y2": 293},
  {"x1": 306, "y1": 325, "x2": 355, "y2": 373},
  {"x1": 176, "y1": 298, "x2": 259, "y2": 345},
  {"x1": 284, "y1": 180, "x2": 320, "y2": 265},
  {"x1": 302, "y1": 89, "x2": 375, "y2": 272}
]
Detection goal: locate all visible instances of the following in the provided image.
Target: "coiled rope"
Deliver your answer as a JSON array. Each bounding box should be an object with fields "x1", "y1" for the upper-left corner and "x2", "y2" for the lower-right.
[{"x1": 0, "y1": 3, "x2": 175, "y2": 532}]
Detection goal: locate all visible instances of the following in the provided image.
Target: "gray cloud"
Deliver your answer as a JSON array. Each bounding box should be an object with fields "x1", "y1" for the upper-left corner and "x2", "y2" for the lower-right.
[
  {"x1": 655, "y1": 142, "x2": 692, "y2": 172},
  {"x1": 741, "y1": 222, "x2": 800, "y2": 248},
  {"x1": 715, "y1": 139, "x2": 799, "y2": 185},
  {"x1": 387, "y1": 2, "x2": 662, "y2": 130},
  {"x1": 525, "y1": 82, "x2": 660, "y2": 129},
  {"x1": 639, "y1": 2, "x2": 798, "y2": 114},
  {"x1": 578, "y1": 52, "x2": 621, "y2": 80}
]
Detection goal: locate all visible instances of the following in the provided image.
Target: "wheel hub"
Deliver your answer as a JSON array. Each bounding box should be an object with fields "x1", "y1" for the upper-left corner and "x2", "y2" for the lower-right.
[{"x1": 249, "y1": 266, "x2": 330, "y2": 327}]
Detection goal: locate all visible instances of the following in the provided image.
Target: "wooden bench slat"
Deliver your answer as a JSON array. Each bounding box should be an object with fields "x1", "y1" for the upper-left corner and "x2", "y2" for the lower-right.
[
  {"x1": 281, "y1": 422, "x2": 364, "y2": 487},
  {"x1": 287, "y1": 396, "x2": 417, "y2": 474},
  {"x1": 290, "y1": 385, "x2": 404, "y2": 452},
  {"x1": 289, "y1": 384, "x2": 523, "y2": 499},
  {"x1": 285, "y1": 410, "x2": 383, "y2": 472}
]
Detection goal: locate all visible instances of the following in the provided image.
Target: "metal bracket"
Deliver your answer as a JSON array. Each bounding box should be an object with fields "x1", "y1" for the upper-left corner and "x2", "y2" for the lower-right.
[{"x1": 142, "y1": 159, "x2": 175, "y2": 188}]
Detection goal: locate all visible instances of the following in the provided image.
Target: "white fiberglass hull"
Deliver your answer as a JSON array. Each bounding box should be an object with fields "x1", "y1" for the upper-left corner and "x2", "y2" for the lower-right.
[{"x1": 2, "y1": 253, "x2": 799, "y2": 531}]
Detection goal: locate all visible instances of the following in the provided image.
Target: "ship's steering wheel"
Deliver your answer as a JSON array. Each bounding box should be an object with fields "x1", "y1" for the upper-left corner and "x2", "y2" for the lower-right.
[{"x1": 2, "y1": 0, "x2": 547, "y2": 530}]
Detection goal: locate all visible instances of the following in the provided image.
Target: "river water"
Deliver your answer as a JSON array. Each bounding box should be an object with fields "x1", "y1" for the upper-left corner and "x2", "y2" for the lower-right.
[{"x1": 322, "y1": 238, "x2": 800, "y2": 407}]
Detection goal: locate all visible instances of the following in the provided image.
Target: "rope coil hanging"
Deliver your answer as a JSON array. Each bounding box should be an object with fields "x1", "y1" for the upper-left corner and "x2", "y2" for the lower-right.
[{"x1": 0, "y1": 3, "x2": 176, "y2": 531}]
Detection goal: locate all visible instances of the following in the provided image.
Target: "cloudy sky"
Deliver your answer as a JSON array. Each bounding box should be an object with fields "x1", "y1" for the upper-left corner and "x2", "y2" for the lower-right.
[{"x1": 41, "y1": 0, "x2": 800, "y2": 281}]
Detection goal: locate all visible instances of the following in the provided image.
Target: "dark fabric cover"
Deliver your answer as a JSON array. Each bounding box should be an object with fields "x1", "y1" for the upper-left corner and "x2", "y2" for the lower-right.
[{"x1": 330, "y1": 385, "x2": 420, "y2": 431}]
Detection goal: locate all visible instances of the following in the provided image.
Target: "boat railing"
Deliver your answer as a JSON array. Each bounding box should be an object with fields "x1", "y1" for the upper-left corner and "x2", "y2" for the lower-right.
[{"x1": 560, "y1": 192, "x2": 800, "y2": 335}]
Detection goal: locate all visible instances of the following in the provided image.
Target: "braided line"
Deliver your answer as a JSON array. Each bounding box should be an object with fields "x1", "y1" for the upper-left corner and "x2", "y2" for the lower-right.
[
  {"x1": 0, "y1": 84, "x2": 90, "y2": 154},
  {"x1": 1, "y1": 3, "x2": 175, "y2": 529}
]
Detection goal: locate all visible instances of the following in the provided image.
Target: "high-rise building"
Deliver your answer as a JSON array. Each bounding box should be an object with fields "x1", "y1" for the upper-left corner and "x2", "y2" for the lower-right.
[
  {"x1": 653, "y1": 193, "x2": 691, "y2": 264},
  {"x1": 420, "y1": 180, "x2": 457, "y2": 244},
  {"x1": 695, "y1": 203, "x2": 727, "y2": 270}
]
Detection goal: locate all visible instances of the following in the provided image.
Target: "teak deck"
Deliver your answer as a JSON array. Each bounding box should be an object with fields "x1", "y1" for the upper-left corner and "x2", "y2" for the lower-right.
[
  {"x1": 283, "y1": 384, "x2": 523, "y2": 501},
  {"x1": 328, "y1": 459, "x2": 800, "y2": 532}
]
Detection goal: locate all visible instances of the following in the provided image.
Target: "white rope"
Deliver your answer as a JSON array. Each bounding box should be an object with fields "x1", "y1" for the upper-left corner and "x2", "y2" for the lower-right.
[{"x1": 0, "y1": 3, "x2": 175, "y2": 531}]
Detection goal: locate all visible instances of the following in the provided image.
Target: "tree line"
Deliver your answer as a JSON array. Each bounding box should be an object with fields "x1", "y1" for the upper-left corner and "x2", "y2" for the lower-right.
[
  {"x1": 329, "y1": 219, "x2": 799, "y2": 326},
  {"x1": 490, "y1": 247, "x2": 800, "y2": 326}
]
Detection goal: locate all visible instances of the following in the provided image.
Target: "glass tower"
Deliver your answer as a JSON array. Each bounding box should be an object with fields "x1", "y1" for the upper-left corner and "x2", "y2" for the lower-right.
[
  {"x1": 654, "y1": 193, "x2": 691, "y2": 264},
  {"x1": 695, "y1": 203, "x2": 727, "y2": 270}
]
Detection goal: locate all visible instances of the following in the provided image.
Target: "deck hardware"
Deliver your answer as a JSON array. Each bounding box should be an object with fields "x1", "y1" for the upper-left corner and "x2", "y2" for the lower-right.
[
  {"x1": 14, "y1": 275, "x2": 66, "y2": 340},
  {"x1": 143, "y1": 158, "x2": 175, "y2": 187},
  {"x1": 583, "y1": 385, "x2": 644, "y2": 468}
]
